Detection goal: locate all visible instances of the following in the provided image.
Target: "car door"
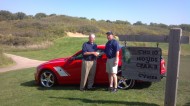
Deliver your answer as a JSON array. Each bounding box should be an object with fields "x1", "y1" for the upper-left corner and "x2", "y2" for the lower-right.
[
  {"x1": 61, "y1": 51, "x2": 83, "y2": 84},
  {"x1": 95, "y1": 49, "x2": 109, "y2": 84}
]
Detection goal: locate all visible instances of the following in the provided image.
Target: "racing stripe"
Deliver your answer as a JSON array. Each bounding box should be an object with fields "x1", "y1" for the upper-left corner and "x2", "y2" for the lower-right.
[{"x1": 54, "y1": 66, "x2": 70, "y2": 76}]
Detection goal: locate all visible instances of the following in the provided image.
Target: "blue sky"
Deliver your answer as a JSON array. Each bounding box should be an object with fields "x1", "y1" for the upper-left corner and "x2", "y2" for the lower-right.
[{"x1": 1, "y1": 0, "x2": 189, "y2": 25}]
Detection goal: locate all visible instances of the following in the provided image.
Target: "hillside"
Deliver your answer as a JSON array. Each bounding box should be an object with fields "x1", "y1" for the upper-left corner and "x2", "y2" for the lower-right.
[{"x1": 0, "y1": 12, "x2": 190, "y2": 47}]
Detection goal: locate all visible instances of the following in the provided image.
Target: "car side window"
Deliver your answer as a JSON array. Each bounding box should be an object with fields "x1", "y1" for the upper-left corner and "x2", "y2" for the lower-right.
[
  {"x1": 75, "y1": 53, "x2": 83, "y2": 60},
  {"x1": 74, "y1": 49, "x2": 105, "y2": 60}
]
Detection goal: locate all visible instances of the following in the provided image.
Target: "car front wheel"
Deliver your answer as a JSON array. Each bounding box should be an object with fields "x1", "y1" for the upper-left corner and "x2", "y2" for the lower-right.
[{"x1": 40, "y1": 70, "x2": 56, "y2": 87}]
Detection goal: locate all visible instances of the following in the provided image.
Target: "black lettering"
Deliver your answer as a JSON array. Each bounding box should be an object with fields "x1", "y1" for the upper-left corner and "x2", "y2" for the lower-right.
[
  {"x1": 142, "y1": 57, "x2": 145, "y2": 61},
  {"x1": 146, "y1": 57, "x2": 150, "y2": 63},
  {"x1": 138, "y1": 50, "x2": 143, "y2": 55},
  {"x1": 154, "y1": 65, "x2": 158, "y2": 70},
  {"x1": 142, "y1": 64, "x2": 147, "y2": 68},
  {"x1": 136, "y1": 57, "x2": 141, "y2": 61},
  {"x1": 138, "y1": 74, "x2": 144, "y2": 78},
  {"x1": 138, "y1": 50, "x2": 151, "y2": 55},
  {"x1": 137, "y1": 57, "x2": 159, "y2": 63},
  {"x1": 153, "y1": 76, "x2": 157, "y2": 79},
  {"x1": 148, "y1": 64, "x2": 153, "y2": 69},
  {"x1": 136, "y1": 63, "x2": 158, "y2": 70},
  {"x1": 151, "y1": 57, "x2": 155, "y2": 62},
  {"x1": 147, "y1": 75, "x2": 151, "y2": 79},
  {"x1": 136, "y1": 63, "x2": 142, "y2": 69},
  {"x1": 138, "y1": 73, "x2": 158, "y2": 79},
  {"x1": 146, "y1": 50, "x2": 150, "y2": 55},
  {"x1": 152, "y1": 50, "x2": 158, "y2": 55},
  {"x1": 155, "y1": 58, "x2": 158, "y2": 62}
]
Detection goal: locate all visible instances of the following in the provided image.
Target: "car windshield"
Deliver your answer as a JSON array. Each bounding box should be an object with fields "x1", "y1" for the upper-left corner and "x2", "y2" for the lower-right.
[{"x1": 72, "y1": 44, "x2": 123, "y2": 60}]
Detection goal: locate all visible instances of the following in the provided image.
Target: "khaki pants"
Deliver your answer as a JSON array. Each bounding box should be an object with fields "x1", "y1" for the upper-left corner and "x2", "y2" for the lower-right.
[{"x1": 80, "y1": 60, "x2": 96, "y2": 90}]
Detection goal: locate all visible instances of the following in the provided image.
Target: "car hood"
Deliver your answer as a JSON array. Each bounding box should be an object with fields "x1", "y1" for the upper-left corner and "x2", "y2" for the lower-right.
[{"x1": 40, "y1": 57, "x2": 70, "y2": 66}]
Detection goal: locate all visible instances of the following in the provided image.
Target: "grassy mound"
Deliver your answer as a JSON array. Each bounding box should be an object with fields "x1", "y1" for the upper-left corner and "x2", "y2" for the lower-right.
[{"x1": 0, "y1": 49, "x2": 14, "y2": 67}]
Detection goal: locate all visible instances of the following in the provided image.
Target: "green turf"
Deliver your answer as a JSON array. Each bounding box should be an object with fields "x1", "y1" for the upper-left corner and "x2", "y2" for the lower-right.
[
  {"x1": 0, "y1": 56, "x2": 190, "y2": 106},
  {"x1": 0, "y1": 68, "x2": 165, "y2": 106}
]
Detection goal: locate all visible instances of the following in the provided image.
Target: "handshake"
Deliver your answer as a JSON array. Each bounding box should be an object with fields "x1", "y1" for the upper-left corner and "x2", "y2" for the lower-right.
[{"x1": 93, "y1": 52, "x2": 104, "y2": 57}]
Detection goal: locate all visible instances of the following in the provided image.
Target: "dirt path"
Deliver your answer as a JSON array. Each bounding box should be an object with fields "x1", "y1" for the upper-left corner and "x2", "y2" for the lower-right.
[{"x1": 0, "y1": 53, "x2": 46, "y2": 73}]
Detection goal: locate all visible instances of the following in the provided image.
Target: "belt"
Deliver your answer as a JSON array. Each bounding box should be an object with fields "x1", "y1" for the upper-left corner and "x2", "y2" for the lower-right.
[{"x1": 83, "y1": 59, "x2": 96, "y2": 61}]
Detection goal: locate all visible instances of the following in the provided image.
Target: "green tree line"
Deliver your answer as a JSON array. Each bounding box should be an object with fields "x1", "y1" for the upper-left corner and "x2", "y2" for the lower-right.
[{"x1": 1, "y1": 10, "x2": 190, "y2": 31}]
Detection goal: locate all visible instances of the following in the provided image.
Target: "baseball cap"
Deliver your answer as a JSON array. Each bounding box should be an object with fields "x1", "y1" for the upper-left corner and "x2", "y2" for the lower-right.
[{"x1": 106, "y1": 31, "x2": 113, "y2": 35}]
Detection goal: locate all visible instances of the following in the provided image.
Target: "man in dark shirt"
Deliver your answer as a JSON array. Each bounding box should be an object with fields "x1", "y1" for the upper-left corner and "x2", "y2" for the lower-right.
[
  {"x1": 105, "y1": 31, "x2": 120, "y2": 93},
  {"x1": 80, "y1": 34, "x2": 99, "y2": 91}
]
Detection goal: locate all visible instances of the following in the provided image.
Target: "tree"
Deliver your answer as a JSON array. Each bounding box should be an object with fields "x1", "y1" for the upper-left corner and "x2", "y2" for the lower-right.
[
  {"x1": 79, "y1": 17, "x2": 87, "y2": 20},
  {"x1": 150, "y1": 22, "x2": 157, "y2": 26},
  {"x1": 99, "y1": 20, "x2": 106, "y2": 22},
  {"x1": 35, "y1": 13, "x2": 47, "y2": 19},
  {"x1": 115, "y1": 20, "x2": 131, "y2": 25},
  {"x1": 133, "y1": 21, "x2": 144, "y2": 25},
  {"x1": 15, "y1": 12, "x2": 26, "y2": 20},
  {"x1": 180, "y1": 24, "x2": 190, "y2": 31},
  {"x1": 26, "y1": 15, "x2": 34, "y2": 19},
  {"x1": 150, "y1": 22, "x2": 168, "y2": 28},
  {"x1": 0, "y1": 10, "x2": 13, "y2": 21},
  {"x1": 157, "y1": 23, "x2": 168, "y2": 28},
  {"x1": 106, "y1": 20, "x2": 112, "y2": 23},
  {"x1": 49, "y1": 14, "x2": 56, "y2": 16},
  {"x1": 91, "y1": 18, "x2": 96, "y2": 21}
]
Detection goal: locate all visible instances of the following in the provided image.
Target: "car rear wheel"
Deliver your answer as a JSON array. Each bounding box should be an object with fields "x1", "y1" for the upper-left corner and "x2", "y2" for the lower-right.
[
  {"x1": 117, "y1": 76, "x2": 135, "y2": 89},
  {"x1": 40, "y1": 70, "x2": 56, "y2": 87}
]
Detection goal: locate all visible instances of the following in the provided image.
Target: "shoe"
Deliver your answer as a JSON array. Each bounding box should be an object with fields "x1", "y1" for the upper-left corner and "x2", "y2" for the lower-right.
[
  {"x1": 111, "y1": 88, "x2": 118, "y2": 93},
  {"x1": 87, "y1": 87, "x2": 96, "y2": 90},
  {"x1": 80, "y1": 88, "x2": 86, "y2": 92},
  {"x1": 108, "y1": 87, "x2": 113, "y2": 91}
]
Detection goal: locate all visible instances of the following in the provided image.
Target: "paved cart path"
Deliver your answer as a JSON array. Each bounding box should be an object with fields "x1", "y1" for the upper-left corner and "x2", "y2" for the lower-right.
[{"x1": 0, "y1": 53, "x2": 46, "y2": 73}]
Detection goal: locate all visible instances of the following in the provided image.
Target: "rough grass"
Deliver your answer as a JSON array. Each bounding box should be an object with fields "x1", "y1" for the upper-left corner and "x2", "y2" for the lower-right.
[{"x1": 0, "y1": 48, "x2": 14, "y2": 67}]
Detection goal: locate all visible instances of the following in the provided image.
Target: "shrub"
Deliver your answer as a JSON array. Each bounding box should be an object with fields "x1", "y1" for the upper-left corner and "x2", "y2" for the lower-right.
[
  {"x1": 77, "y1": 25, "x2": 100, "y2": 34},
  {"x1": 35, "y1": 13, "x2": 47, "y2": 19},
  {"x1": 14, "y1": 21, "x2": 29, "y2": 28},
  {"x1": 0, "y1": 35, "x2": 31, "y2": 46}
]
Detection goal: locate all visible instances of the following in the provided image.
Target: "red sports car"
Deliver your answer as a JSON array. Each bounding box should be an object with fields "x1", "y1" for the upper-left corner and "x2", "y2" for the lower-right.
[{"x1": 34, "y1": 45, "x2": 166, "y2": 89}]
